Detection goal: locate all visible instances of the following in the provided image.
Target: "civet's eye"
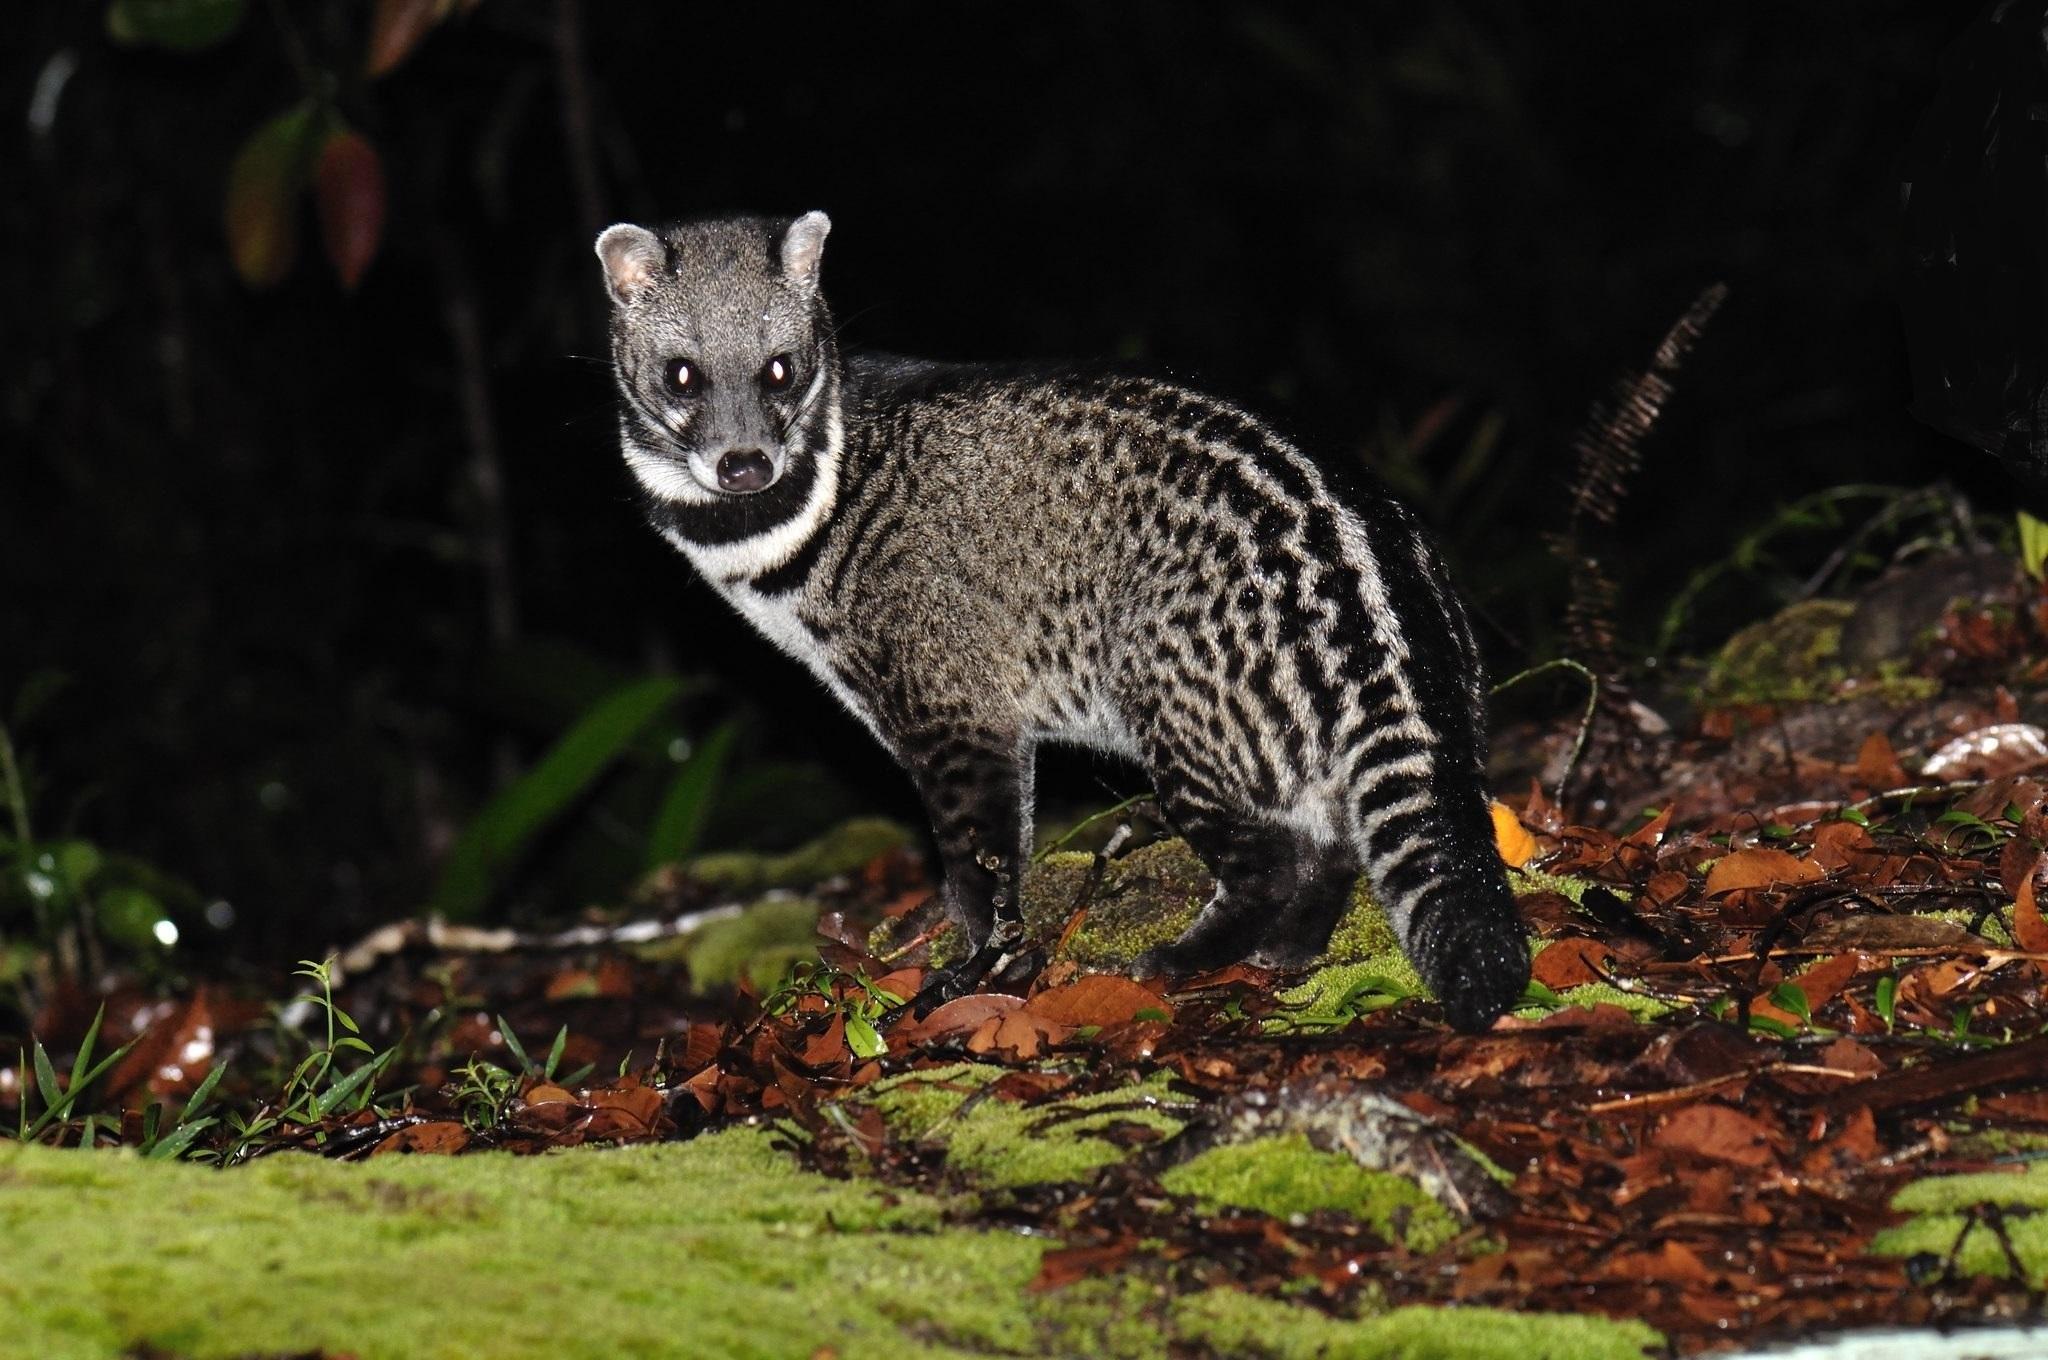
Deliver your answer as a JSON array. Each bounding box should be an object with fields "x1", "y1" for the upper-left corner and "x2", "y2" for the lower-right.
[
  {"x1": 762, "y1": 354, "x2": 794, "y2": 391},
  {"x1": 666, "y1": 358, "x2": 699, "y2": 394}
]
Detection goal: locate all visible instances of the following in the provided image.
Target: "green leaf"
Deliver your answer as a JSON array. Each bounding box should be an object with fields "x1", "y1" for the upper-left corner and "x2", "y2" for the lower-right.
[
  {"x1": 645, "y1": 720, "x2": 739, "y2": 869},
  {"x1": 51, "y1": 841, "x2": 103, "y2": 891},
  {"x1": 1747, "y1": 1012, "x2": 1799, "y2": 1039},
  {"x1": 107, "y1": 0, "x2": 246, "y2": 51},
  {"x1": 143, "y1": 1117, "x2": 217, "y2": 1161},
  {"x1": 97, "y1": 884, "x2": 166, "y2": 949},
  {"x1": 30, "y1": 1039, "x2": 60, "y2": 1125},
  {"x1": 177, "y1": 1060, "x2": 229, "y2": 1128},
  {"x1": 844, "y1": 1015, "x2": 887, "y2": 1060},
  {"x1": 495, "y1": 1015, "x2": 533, "y2": 1075},
  {"x1": 224, "y1": 103, "x2": 321, "y2": 289},
  {"x1": 1874, "y1": 975, "x2": 1897, "y2": 1029},
  {"x1": 431, "y1": 677, "x2": 684, "y2": 919},
  {"x1": 544, "y1": 1025, "x2": 568, "y2": 1081},
  {"x1": 312, "y1": 1059, "x2": 381, "y2": 1119},
  {"x1": 2021, "y1": 510, "x2": 2048, "y2": 582},
  {"x1": 1768, "y1": 982, "x2": 1811, "y2": 1024}
]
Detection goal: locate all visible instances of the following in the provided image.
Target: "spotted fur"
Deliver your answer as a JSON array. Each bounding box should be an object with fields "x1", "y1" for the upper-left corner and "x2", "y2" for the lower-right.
[{"x1": 596, "y1": 213, "x2": 1529, "y2": 1031}]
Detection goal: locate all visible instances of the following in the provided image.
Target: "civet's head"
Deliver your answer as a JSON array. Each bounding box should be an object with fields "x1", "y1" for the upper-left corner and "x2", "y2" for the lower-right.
[{"x1": 596, "y1": 212, "x2": 836, "y2": 501}]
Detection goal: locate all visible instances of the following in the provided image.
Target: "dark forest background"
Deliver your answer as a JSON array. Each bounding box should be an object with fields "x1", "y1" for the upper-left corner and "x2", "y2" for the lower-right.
[{"x1": 1, "y1": 2, "x2": 2005, "y2": 968}]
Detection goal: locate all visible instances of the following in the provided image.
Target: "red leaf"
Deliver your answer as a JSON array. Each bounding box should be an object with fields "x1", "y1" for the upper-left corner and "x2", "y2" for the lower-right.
[
  {"x1": 315, "y1": 129, "x2": 387, "y2": 291},
  {"x1": 224, "y1": 105, "x2": 317, "y2": 288},
  {"x1": 364, "y1": 0, "x2": 444, "y2": 78}
]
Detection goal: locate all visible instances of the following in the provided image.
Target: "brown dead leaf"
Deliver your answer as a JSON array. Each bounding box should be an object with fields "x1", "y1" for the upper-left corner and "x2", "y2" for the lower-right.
[
  {"x1": 2014, "y1": 871, "x2": 2048, "y2": 955},
  {"x1": 1997, "y1": 841, "x2": 2043, "y2": 901},
  {"x1": 968, "y1": 1009, "x2": 1068, "y2": 1059},
  {"x1": 1981, "y1": 1091, "x2": 2048, "y2": 1121},
  {"x1": 1768, "y1": 951, "x2": 1868, "y2": 1019},
  {"x1": 1026, "y1": 974, "x2": 1171, "y2": 1027},
  {"x1": 1817, "y1": 1036, "x2": 1885, "y2": 1077},
  {"x1": 1854, "y1": 731, "x2": 1909, "y2": 789},
  {"x1": 524, "y1": 1082, "x2": 573, "y2": 1106},
  {"x1": 1654, "y1": 1103, "x2": 1776, "y2": 1167},
  {"x1": 1809, "y1": 821, "x2": 1874, "y2": 873},
  {"x1": 800, "y1": 1014, "x2": 849, "y2": 1067},
  {"x1": 1704, "y1": 847, "x2": 1825, "y2": 896},
  {"x1": 1030, "y1": 1240, "x2": 1138, "y2": 1291},
  {"x1": 1899, "y1": 958, "x2": 1981, "y2": 1003},
  {"x1": 901, "y1": 994, "x2": 1024, "y2": 1044},
  {"x1": 372, "y1": 1120, "x2": 469, "y2": 1156},
  {"x1": 589, "y1": 1078, "x2": 663, "y2": 1126},
  {"x1": 1803, "y1": 913, "x2": 1976, "y2": 951},
  {"x1": 1624, "y1": 806, "x2": 1674, "y2": 849},
  {"x1": 1642, "y1": 870, "x2": 1691, "y2": 908},
  {"x1": 1601, "y1": 1239, "x2": 1715, "y2": 1286},
  {"x1": 1531, "y1": 937, "x2": 1607, "y2": 989}
]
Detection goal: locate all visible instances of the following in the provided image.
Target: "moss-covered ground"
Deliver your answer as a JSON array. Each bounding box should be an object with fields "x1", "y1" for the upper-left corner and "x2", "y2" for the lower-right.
[
  {"x1": 1870, "y1": 1162, "x2": 2048, "y2": 1287},
  {"x1": 0, "y1": 1130, "x2": 1661, "y2": 1360}
]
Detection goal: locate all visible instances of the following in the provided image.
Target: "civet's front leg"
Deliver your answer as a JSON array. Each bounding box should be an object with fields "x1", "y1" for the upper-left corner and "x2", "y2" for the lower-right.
[{"x1": 898, "y1": 724, "x2": 1029, "y2": 1015}]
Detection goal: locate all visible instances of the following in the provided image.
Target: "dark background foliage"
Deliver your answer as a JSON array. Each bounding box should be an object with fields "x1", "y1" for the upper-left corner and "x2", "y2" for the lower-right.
[{"x1": 2, "y1": 2, "x2": 1999, "y2": 958}]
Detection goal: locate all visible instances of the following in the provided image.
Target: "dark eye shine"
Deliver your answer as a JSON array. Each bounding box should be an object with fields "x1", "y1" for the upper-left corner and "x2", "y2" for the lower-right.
[
  {"x1": 666, "y1": 358, "x2": 699, "y2": 394},
  {"x1": 762, "y1": 354, "x2": 794, "y2": 391}
]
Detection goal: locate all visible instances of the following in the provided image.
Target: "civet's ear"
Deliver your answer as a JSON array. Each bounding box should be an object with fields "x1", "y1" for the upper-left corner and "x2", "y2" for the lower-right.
[
  {"x1": 778, "y1": 211, "x2": 832, "y2": 290},
  {"x1": 595, "y1": 224, "x2": 665, "y2": 305}
]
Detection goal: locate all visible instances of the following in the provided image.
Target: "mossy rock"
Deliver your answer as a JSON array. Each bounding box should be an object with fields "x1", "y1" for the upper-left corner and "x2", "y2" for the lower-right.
[
  {"x1": 1698, "y1": 598, "x2": 1854, "y2": 707},
  {"x1": 863, "y1": 1063, "x2": 1188, "y2": 1189},
  {"x1": 679, "y1": 817, "x2": 910, "y2": 896},
  {"x1": 874, "y1": 837, "x2": 1595, "y2": 981},
  {"x1": 633, "y1": 893, "x2": 823, "y2": 990},
  {"x1": 1161, "y1": 1133, "x2": 1461, "y2": 1252}
]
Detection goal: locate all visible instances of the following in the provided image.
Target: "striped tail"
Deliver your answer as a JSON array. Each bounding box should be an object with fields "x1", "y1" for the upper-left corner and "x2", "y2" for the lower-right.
[{"x1": 1343, "y1": 496, "x2": 1529, "y2": 1032}]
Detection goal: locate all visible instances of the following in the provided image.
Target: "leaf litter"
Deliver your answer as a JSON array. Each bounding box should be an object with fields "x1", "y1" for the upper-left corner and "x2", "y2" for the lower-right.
[{"x1": 11, "y1": 575, "x2": 2048, "y2": 1355}]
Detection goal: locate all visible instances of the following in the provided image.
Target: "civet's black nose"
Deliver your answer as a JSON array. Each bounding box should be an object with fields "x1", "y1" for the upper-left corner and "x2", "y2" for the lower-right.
[{"x1": 716, "y1": 448, "x2": 774, "y2": 493}]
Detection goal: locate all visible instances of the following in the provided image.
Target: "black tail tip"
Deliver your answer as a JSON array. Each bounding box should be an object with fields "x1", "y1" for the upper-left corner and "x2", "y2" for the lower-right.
[{"x1": 1425, "y1": 913, "x2": 1531, "y2": 1034}]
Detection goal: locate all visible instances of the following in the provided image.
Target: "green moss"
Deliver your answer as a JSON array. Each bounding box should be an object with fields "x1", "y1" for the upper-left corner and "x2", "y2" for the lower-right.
[
  {"x1": 1269, "y1": 956, "x2": 1429, "y2": 1031},
  {"x1": 1528, "y1": 981, "x2": 1676, "y2": 1022},
  {"x1": 1029, "y1": 1275, "x2": 1176, "y2": 1358},
  {"x1": 670, "y1": 894, "x2": 822, "y2": 990},
  {"x1": 1326, "y1": 880, "x2": 1400, "y2": 959},
  {"x1": 0, "y1": 1126, "x2": 1664, "y2": 1360},
  {"x1": 876, "y1": 837, "x2": 1585, "y2": 979},
  {"x1": 1862, "y1": 660, "x2": 1941, "y2": 705},
  {"x1": 1926, "y1": 906, "x2": 2013, "y2": 948},
  {"x1": 1170, "y1": 1288, "x2": 1661, "y2": 1360},
  {"x1": 1022, "y1": 839, "x2": 1212, "y2": 968},
  {"x1": 1510, "y1": 865, "x2": 1590, "y2": 905},
  {"x1": 1160, "y1": 1134, "x2": 1460, "y2": 1252},
  {"x1": 1870, "y1": 1163, "x2": 2048, "y2": 1286},
  {"x1": 862, "y1": 1063, "x2": 1187, "y2": 1189},
  {"x1": 683, "y1": 817, "x2": 910, "y2": 895},
  {"x1": 0, "y1": 1129, "x2": 1056, "y2": 1360}
]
